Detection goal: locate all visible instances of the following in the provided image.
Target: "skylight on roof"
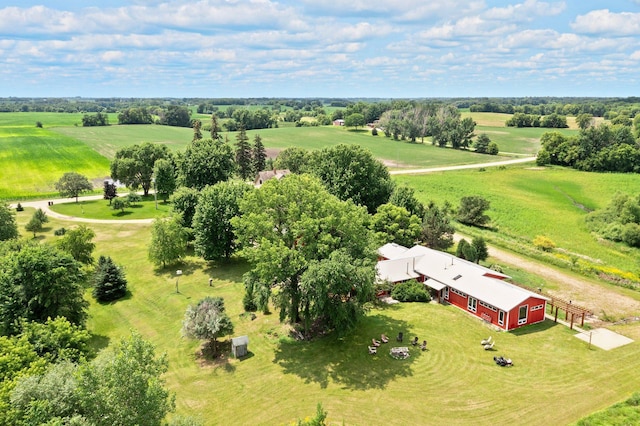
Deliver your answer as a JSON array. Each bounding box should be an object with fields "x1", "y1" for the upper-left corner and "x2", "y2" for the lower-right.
[{"x1": 453, "y1": 274, "x2": 462, "y2": 280}]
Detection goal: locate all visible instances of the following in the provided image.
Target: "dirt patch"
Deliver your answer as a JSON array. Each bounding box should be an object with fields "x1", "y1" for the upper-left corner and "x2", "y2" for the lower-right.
[
  {"x1": 265, "y1": 148, "x2": 281, "y2": 159},
  {"x1": 382, "y1": 159, "x2": 407, "y2": 168}
]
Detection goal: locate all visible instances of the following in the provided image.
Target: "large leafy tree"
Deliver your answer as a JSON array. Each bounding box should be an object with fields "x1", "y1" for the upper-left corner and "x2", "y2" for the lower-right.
[
  {"x1": 232, "y1": 174, "x2": 374, "y2": 327},
  {"x1": 0, "y1": 242, "x2": 87, "y2": 335},
  {"x1": 170, "y1": 186, "x2": 200, "y2": 228},
  {"x1": 181, "y1": 296, "x2": 234, "y2": 354},
  {"x1": 370, "y1": 203, "x2": 422, "y2": 247},
  {"x1": 92, "y1": 255, "x2": 128, "y2": 302},
  {"x1": 110, "y1": 143, "x2": 171, "y2": 196},
  {"x1": 153, "y1": 158, "x2": 177, "y2": 202},
  {"x1": 421, "y1": 202, "x2": 455, "y2": 250},
  {"x1": 456, "y1": 195, "x2": 491, "y2": 227},
  {"x1": 193, "y1": 181, "x2": 252, "y2": 261},
  {"x1": 179, "y1": 138, "x2": 235, "y2": 190},
  {"x1": 235, "y1": 127, "x2": 253, "y2": 180},
  {"x1": 56, "y1": 225, "x2": 96, "y2": 265},
  {"x1": 299, "y1": 250, "x2": 375, "y2": 334},
  {"x1": 309, "y1": 144, "x2": 394, "y2": 214},
  {"x1": 273, "y1": 147, "x2": 310, "y2": 174},
  {"x1": 148, "y1": 215, "x2": 188, "y2": 268},
  {"x1": 55, "y1": 172, "x2": 94, "y2": 202},
  {"x1": 75, "y1": 333, "x2": 175, "y2": 426},
  {"x1": 103, "y1": 180, "x2": 117, "y2": 205},
  {"x1": 0, "y1": 202, "x2": 18, "y2": 241}
]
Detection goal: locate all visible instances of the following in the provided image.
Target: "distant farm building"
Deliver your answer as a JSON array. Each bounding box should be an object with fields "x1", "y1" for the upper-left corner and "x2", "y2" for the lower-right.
[
  {"x1": 377, "y1": 243, "x2": 549, "y2": 331},
  {"x1": 333, "y1": 119, "x2": 345, "y2": 126}
]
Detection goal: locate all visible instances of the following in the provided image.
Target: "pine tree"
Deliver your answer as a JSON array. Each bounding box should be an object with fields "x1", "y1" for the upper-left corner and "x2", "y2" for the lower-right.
[
  {"x1": 93, "y1": 255, "x2": 128, "y2": 302},
  {"x1": 192, "y1": 119, "x2": 202, "y2": 142},
  {"x1": 235, "y1": 127, "x2": 253, "y2": 180},
  {"x1": 252, "y1": 134, "x2": 267, "y2": 175},
  {"x1": 210, "y1": 113, "x2": 222, "y2": 142}
]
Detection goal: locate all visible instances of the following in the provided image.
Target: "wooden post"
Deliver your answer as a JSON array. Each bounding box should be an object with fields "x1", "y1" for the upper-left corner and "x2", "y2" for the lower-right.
[
  {"x1": 554, "y1": 307, "x2": 558, "y2": 322},
  {"x1": 569, "y1": 313, "x2": 574, "y2": 330},
  {"x1": 581, "y1": 312, "x2": 585, "y2": 327}
]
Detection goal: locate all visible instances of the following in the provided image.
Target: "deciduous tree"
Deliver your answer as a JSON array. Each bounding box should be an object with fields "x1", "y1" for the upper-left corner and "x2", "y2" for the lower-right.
[
  {"x1": 170, "y1": 187, "x2": 200, "y2": 228},
  {"x1": 153, "y1": 159, "x2": 176, "y2": 202},
  {"x1": 181, "y1": 297, "x2": 234, "y2": 354},
  {"x1": 193, "y1": 181, "x2": 252, "y2": 261},
  {"x1": 370, "y1": 203, "x2": 421, "y2": 247},
  {"x1": 57, "y1": 225, "x2": 96, "y2": 264},
  {"x1": 309, "y1": 144, "x2": 393, "y2": 214},
  {"x1": 232, "y1": 174, "x2": 373, "y2": 328},
  {"x1": 0, "y1": 242, "x2": 87, "y2": 335},
  {"x1": 110, "y1": 143, "x2": 171, "y2": 196},
  {"x1": 421, "y1": 202, "x2": 455, "y2": 250},
  {"x1": 148, "y1": 215, "x2": 188, "y2": 268},
  {"x1": 55, "y1": 172, "x2": 93, "y2": 202},
  {"x1": 179, "y1": 138, "x2": 235, "y2": 190},
  {"x1": 0, "y1": 202, "x2": 18, "y2": 241}
]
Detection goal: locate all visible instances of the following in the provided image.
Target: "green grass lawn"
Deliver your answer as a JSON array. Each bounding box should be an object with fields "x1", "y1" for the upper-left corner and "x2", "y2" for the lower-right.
[
  {"x1": 12, "y1": 208, "x2": 640, "y2": 425},
  {"x1": 0, "y1": 126, "x2": 110, "y2": 200},
  {"x1": 50, "y1": 195, "x2": 172, "y2": 220},
  {"x1": 394, "y1": 165, "x2": 640, "y2": 277},
  {"x1": 0, "y1": 111, "x2": 119, "y2": 128}
]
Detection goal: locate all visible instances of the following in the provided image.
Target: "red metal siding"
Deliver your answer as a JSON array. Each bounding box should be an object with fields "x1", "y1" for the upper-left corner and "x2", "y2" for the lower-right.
[
  {"x1": 505, "y1": 296, "x2": 547, "y2": 330},
  {"x1": 447, "y1": 290, "x2": 467, "y2": 308}
]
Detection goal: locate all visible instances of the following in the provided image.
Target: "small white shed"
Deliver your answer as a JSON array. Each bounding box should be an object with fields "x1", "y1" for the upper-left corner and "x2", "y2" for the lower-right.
[{"x1": 231, "y1": 335, "x2": 249, "y2": 358}]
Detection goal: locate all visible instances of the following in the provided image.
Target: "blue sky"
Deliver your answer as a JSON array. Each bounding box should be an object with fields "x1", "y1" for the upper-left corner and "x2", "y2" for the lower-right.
[{"x1": 1, "y1": 1, "x2": 640, "y2": 98}]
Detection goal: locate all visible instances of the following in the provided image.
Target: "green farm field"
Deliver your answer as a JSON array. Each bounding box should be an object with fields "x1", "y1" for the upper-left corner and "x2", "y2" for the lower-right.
[
  {"x1": 12, "y1": 208, "x2": 640, "y2": 425},
  {"x1": 394, "y1": 166, "x2": 640, "y2": 277}
]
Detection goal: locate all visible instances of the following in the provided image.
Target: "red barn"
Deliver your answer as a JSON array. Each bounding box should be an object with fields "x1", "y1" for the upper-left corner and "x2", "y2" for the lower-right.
[{"x1": 376, "y1": 244, "x2": 549, "y2": 331}]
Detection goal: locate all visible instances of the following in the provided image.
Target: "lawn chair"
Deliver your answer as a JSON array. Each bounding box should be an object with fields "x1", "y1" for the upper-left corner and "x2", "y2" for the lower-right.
[
  {"x1": 396, "y1": 332, "x2": 403, "y2": 342},
  {"x1": 368, "y1": 346, "x2": 377, "y2": 355},
  {"x1": 481, "y1": 336, "x2": 492, "y2": 346},
  {"x1": 484, "y1": 341, "x2": 495, "y2": 351},
  {"x1": 420, "y1": 340, "x2": 427, "y2": 351},
  {"x1": 372, "y1": 338, "x2": 381, "y2": 347},
  {"x1": 411, "y1": 336, "x2": 419, "y2": 346},
  {"x1": 381, "y1": 334, "x2": 389, "y2": 343}
]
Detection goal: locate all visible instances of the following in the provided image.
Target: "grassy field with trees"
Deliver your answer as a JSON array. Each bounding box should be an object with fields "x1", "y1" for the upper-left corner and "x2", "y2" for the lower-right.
[
  {"x1": 8, "y1": 207, "x2": 640, "y2": 425},
  {"x1": 2, "y1": 103, "x2": 640, "y2": 424}
]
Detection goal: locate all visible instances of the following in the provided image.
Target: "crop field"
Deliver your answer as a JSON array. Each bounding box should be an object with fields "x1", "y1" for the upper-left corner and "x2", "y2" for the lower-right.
[
  {"x1": 11, "y1": 207, "x2": 640, "y2": 425},
  {"x1": 0, "y1": 126, "x2": 110, "y2": 199},
  {"x1": 394, "y1": 166, "x2": 640, "y2": 277}
]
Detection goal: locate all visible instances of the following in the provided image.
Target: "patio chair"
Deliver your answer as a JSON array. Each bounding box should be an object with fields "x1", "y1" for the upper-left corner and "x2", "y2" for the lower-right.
[
  {"x1": 396, "y1": 332, "x2": 403, "y2": 342},
  {"x1": 381, "y1": 334, "x2": 389, "y2": 343},
  {"x1": 372, "y1": 338, "x2": 381, "y2": 347},
  {"x1": 484, "y1": 341, "x2": 495, "y2": 351},
  {"x1": 420, "y1": 340, "x2": 427, "y2": 351},
  {"x1": 411, "y1": 336, "x2": 419, "y2": 346},
  {"x1": 368, "y1": 346, "x2": 377, "y2": 354},
  {"x1": 481, "y1": 336, "x2": 492, "y2": 345}
]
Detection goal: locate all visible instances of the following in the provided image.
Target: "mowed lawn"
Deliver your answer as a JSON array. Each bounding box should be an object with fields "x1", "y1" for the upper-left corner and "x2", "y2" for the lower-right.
[
  {"x1": 0, "y1": 126, "x2": 110, "y2": 199},
  {"x1": 13, "y1": 208, "x2": 640, "y2": 425},
  {"x1": 394, "y1": 166, "x2": 640, "y2": 276}
]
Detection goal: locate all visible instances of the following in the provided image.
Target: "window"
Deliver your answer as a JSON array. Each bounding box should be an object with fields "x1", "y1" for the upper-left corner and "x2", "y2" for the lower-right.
[
  {"x1": 443, "y1": 286, "x2": 449, "y2": 300},
  {"x1": 468, "y1": 297, "x2": 477, "y2": 313},
  {"x1": 453, "y1": 274, "x2": 462, "y2": 280},
  {"x1": 518, "y1": 305, "x2": 528, "y2": 325},
  {"x1": 498, "y1": 310, "x2": 505, "y2": 326},
  {"x1": 479, "y1": 301, "x2": 497, "y2": 312},
  {"x1": 530, "y1": 304, "x2": 544, "y2": 311},
  {"x1": 450, "y1": 288, "x2": 467, "y2": 298}
]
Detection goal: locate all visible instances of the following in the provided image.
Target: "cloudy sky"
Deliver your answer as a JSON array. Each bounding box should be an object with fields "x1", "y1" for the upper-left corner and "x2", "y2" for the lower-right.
[{"x1": 1, "y1": 1, "x2": 640, "y2": 98}]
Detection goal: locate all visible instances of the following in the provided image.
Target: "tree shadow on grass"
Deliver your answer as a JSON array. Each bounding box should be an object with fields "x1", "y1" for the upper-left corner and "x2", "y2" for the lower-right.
[
  {"x1": 273, "y1": 314, "x2": 419, "y2": 390},
  {"x1": 196, "y1": 340, "x2": 236, "y2": 373},
  {"x1": 509, "y1": 319, "x2": 559, "y2": 336},
  {"x1": 88, "y1": 333, "x2": 110, "y2": 357},
  {"x1": 112, "y1": 210, "x2": 133, "y2": 217}
]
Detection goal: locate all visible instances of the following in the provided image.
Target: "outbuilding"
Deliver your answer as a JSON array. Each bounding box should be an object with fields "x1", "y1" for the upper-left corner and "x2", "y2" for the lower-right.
[
  {"x1": 231, "y1": 335, "x2": 249, "y2": 358},
  {"x1": 376, "y1": 244, "x2": 549, "y2": 331}
]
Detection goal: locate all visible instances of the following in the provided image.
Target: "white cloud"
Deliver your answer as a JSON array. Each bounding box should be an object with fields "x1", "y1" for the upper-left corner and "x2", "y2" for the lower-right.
[
  {"x1": 484, "y1": 0, "x2": 566, "y2": 21},
  {"x1": 571, "y1": 10, "x2": 640, "y2": 35}
]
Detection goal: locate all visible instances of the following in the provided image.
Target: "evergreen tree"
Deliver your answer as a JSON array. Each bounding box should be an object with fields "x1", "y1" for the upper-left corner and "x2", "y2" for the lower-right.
[
  {"x1": 210, "y1": 114, "x2": 222, "y2": 142},
  {"x1": 252, "y1": 134, "x2": 267, "y2": 175},
  {"x1": 235, "y1": 127, "x2": 253, "y2": 180},
  {"x1": 472, "y1": 236, "x2": 489, "y2": 263},
  {"x1": 0, "y1": 202, "x2": 19, "y2": 241},
  {"x1": 192, "y1": 119, "x2": 202, "y2": 142},
  {"x1": 93, "y1": 255, "x2": 128, "y2": 302}
]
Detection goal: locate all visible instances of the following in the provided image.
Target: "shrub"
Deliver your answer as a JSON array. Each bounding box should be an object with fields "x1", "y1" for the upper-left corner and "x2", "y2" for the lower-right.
[
  {"x1": 54, "y1": 227, "x2": 67, "y2": 236},
  {"x1": 371, "y1": 128, "x2": 378, "y2": 136},
  {"x1": 622, "y1": 223, "x2": 640, "y2": 247},
  {"x1": 533, "y1": 235, "x2": 556, "y2": 252},
  {"x1": 391, "y1": 280, "x2": 430, "y2": 302}
]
